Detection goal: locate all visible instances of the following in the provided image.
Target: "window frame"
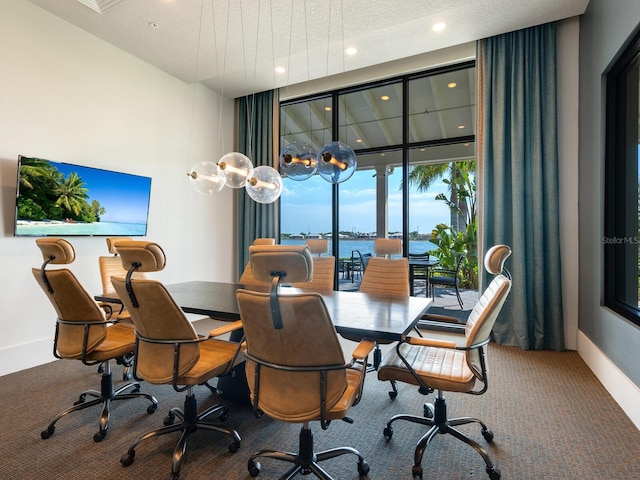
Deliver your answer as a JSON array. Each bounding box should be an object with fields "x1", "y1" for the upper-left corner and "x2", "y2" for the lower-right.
[{"x1": 604, "y1": 26, "x2": 640, "y2": 326}]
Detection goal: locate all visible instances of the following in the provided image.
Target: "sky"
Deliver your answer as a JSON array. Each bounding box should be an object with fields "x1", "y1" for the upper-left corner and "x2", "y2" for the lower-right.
[
  {"x1": 280, "y1": 168, "x2": 451, "y2": 235},
  {"x1": 53, "y1": 162, "x2": 151, "y2": 224}
]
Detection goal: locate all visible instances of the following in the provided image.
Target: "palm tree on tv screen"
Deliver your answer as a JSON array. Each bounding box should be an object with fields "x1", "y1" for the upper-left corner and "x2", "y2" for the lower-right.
[{"x1": 54, "y1": 172, "x2": 89, "y2": 217}]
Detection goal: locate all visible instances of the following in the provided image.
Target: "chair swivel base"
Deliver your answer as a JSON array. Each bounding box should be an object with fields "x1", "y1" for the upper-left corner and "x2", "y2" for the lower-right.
[
  {"x1": 248, "y1": 423, "x2": 369, "y2": 480},
  {"x1": 41, "y1": 369, "x2": 158, "y2": 442},
  {"x1": 382, "y1": 393, "x2": 500, "y2": 480},
  {"x1": 120, "y1": 392, "x2": 241, "y2": 480}
]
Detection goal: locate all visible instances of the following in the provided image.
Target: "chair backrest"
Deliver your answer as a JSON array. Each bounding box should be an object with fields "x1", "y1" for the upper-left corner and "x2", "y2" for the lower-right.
[
  {"x1": 305, "y1": 239, "x2": 329, "y2": 256},
  {"x1": 290, "y1": 255, "x2": 335, "y2": 291},
  {"x1": 236, "y1": 245, "x2": 348, "y2": 422},
  {"x1": 239, "y1": 238, "x2": 277, "y2": 285},
  {"x1": 252, "y1": 238, "x2": 275, "y2": 246},
  {"x1": 32, "y1": 238, "x2": 107, "y2": 359},
  {"x1": 464, "y1": 245, "x2": 512, "y2": 378},
  {"x1": 111, "y1": 241, "x2": 200, "y2": 384},
  {"x1": 100, "y1": 237, "x2": 146, "y2": 296},
  {"x1": 374, "y1": 238, "x2": 402, "y2": 257},
  {"x1": 360, "y1": 238, "x2": 408, "y2": 296}
]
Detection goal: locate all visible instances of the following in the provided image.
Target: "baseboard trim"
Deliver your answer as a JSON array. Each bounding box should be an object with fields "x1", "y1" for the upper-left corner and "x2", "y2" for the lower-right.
[
  {"x1": 0, "y1": 337, "x2": 56, "y2": 377},
  {"x1": 577, "y1": 330, "x2": 640, "y2": 430}
]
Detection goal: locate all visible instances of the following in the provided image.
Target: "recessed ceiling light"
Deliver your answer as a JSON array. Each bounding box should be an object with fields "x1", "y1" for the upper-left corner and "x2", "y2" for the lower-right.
[
  {"x1": 275, "y1": 66, "x2": 286, "y2": 74},
  {"x1": 324, "y1": 106, "x2": 332, "y2": 111},
  {"x1": 345, "y1": 47, "x2": 358, "y2": 56},
  {"x1": 432, "y1": 22, "x2": 446, "y2": 32},
  {"x1": 448, "y1": 82, "x2": 457, "y2": 88},
  {"x1": 458, "y1": 125, "x2": 465, "y2": 129},
  {"x1": 381, "y1": 95, "x2": 390, "y2": 101},
  {"x1": 356, "y1": 139, "x2": 362, "y2": 143}
]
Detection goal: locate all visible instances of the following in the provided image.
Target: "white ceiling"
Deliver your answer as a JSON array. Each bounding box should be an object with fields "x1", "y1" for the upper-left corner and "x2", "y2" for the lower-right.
[{"x1": 25, "y1": 0, "x2": 589, "y2": 99}]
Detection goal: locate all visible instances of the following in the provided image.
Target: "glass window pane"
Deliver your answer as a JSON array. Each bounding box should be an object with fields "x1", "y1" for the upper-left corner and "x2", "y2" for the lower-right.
[
  {"x1": 280, "y1": 97, "x2": 332, "y2": 152},
  {"x1": 338, "y1": 83, "x2": 403, "y2": 148},
  {"x1": 408, "y1": 68, "x2": 476, "y2": 143}
]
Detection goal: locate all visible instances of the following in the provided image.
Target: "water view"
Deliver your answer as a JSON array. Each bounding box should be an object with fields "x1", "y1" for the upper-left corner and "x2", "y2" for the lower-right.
[{"x1": 281, "y1": 238, "x2": 434, "y2": 259}]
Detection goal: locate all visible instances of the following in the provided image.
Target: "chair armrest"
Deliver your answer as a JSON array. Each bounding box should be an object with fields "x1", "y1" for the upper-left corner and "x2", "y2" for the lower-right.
[
  {"x1": 406, "y1": 336, "x2": 458, "y2": 349},
  {"x1": 351, "y1": 338, "x2": 376, "y2": 361},
  {"x1": 421, "y1": 313, "x2": 463, "y2": 324},
  {"x1": 208, "y1": 320, "x2": 243, "y2": 338}
]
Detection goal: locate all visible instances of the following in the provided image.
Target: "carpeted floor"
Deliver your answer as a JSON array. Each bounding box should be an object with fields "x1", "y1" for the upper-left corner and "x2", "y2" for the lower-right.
[{"x1": 1, "y1": 319, "x2": 639, "y2": 480}]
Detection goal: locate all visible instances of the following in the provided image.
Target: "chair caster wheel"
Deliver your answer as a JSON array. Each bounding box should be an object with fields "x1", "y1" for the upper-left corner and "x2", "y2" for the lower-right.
[
  {"x1": 120, "y1": 450, "x2": 135, "y2": 467},
  {"x1": 388, "y1": 390, "x2": 397, "y2": 399},
  {"x1": 412, "y1": 464, "x2": 423, "y2": 479},
  {"x1": 219, "y1": 411, "x2": 229, "y2": 422},
  {"x1": 41, "y1": 426, "x2": 54, "y2": 439},
  {"x1": 73, "y1": 395, "x2": 86, "y2": 406},
  {"x1": 487, "y1": 466, "x2": 501, "y2": 479},
  {"x1": 423, "y1": 403, "x2": 434, "y2": 419},
  {"x1": 383, "y1": 425, "x2": 393, "y2": 440},
  {"x1": 131, "y1": 384, "x2": 141, "y2": 394},
  {"x1": 482, "y1": 428, "x2": 494, "y2": 443},
  {"x1": 358, "y1": 459, "x2": 370, "y2": 476},
  {"x1": 147, "y1": 404, "x2": 157, "y2": 414},
  {"x1": 163, "y1": 412, "x2": 175, "y2": 426},
  {"x1": 93, "y1": 431, "x2": 106, "y2": 442},
  {"x1": 228, "y1": 441, "x2": 240, "y2": 453},
  {"x1": 166, "y1": 473, "x2": 180, "y2": 480},
  {"x1": 248, "y1": 460, "x2": 261, "y2": 477}
]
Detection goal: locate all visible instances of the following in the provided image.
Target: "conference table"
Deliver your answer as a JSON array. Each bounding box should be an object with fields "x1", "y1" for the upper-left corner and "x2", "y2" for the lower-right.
[
  {"x1": 145, "y1": 281, "x2": 433, "y2": 343},
  {"x1": 96, "y1": 281, "x2": 432, "y2": 403}
]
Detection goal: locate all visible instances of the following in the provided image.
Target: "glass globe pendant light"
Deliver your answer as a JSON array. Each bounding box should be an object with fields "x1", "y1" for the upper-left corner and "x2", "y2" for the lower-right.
[
  {"x1": 316, "y1": 141, "x2": 357, "y2": 183},
  {"x1": 187, "y1": 161, "x2": 226, "y2": 195},
  {"x1": 217, "y1": 152, "x2": 254, "y2": 188},
  {"x1": 245, "y1": 165, "x2": 283, "y2": 204},
  {"x1": 279, "y1": 141, "x2": 318, "y2": 181}
]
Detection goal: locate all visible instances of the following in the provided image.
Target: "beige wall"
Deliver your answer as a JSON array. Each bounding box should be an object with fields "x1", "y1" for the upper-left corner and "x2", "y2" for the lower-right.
[{"x1": 0, "y1": 0, "x2": 236, "y2": 374}]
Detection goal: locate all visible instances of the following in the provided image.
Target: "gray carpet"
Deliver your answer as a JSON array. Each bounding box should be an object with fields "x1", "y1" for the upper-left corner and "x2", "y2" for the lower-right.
[{"x1": 1, "y1": 325, "x2": 640, "y2": 480}]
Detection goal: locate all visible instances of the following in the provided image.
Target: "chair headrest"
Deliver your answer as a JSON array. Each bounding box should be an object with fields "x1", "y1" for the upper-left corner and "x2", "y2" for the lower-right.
[
  {"x1": 374, "y1": 238, "x2": 402, "y2": 256},
  {"x1": 35, "y1": 238, "x2": 75, "y2": 264},
  {"x1": 106, "y1": 237, "x2": 132, "y2": 254},
  {"x1": 252, "y1": 237, "x2": 275, "y2": 246},
  {"x1": 114, "y1": 241, "x2": 167, "y2": 272},
  {"x1": 249, "y1": 245, "x2": 313, "y2": 283},
  {"x1": 306, "y1": 239, "x2": 329, "y2": 255},
  {"x1": 484, "y1": 244, "x2": 511, "y2": 275}
]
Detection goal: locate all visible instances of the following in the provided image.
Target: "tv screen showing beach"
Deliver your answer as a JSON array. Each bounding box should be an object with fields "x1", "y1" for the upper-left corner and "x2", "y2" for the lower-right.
[{"x1": 14, "y1": 156, "x2": 151, "y2": 237}]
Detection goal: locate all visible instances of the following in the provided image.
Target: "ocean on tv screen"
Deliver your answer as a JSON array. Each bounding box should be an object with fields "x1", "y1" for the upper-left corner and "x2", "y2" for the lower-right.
[{"x1": 15, "y1": 220, "x2": 146, "y2": 236}]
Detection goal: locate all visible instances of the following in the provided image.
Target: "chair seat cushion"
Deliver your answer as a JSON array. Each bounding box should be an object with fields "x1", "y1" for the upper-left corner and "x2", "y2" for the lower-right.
[
  {"x1": 87, "y1": 323, "x2": 136, "y2": 362},
  {"x1": 377, "y1": 342, "x2": 476, "y2": 393},
  {"x1": 177, "y1": 338, "x2": 243, "y2": 386},
  {"x1": 429, "y1": 276, "x2": 457, "y2": 285}
]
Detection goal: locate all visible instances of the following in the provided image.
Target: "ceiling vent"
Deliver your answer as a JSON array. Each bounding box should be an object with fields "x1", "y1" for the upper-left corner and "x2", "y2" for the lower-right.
[{"x1": 76, "y1": 0, "x2": 126, "y2": 14}]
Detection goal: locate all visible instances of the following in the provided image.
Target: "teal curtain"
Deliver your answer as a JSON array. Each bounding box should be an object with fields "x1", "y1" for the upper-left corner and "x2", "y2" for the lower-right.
[
  {"x1": 236, "y1": 90, "x2": 278, "y2": 279},
  {"x1": 478, "y1": 23, "x2": 564, "y2": 350}
]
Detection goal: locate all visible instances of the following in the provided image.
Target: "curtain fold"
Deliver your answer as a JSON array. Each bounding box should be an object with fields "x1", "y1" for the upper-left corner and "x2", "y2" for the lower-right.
[
  {"x1": 478, "y1": 23, "x2": 564, "y2": 350},
  {"x1": 236, "y1": 90, "x2": 279, "y2": 279}
]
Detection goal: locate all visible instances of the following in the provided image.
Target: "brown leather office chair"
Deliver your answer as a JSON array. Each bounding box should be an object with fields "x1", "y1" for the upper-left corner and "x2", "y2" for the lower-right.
[
  {"x1": 32, "y1": 238, "x2": 158, "y2": 442},
  {"x1": 377, "y1": 244, "x2": 512, "y2": 480},
  {"x1": 236, "y1": 244, "x2": 374, "y2": 479},
  {"x1": 342, "y1": 238, "x2": 409, "y2": 375},
  {"x1": 291, "y1": 239, "x2": 335, "y2": 291},
  {"x1": 112, "y1": 241, "x2": 243, "y2": 480},
  {"x1": 239, "y1": 238, "x2": 275, "y2": 285},
  {"x1": 98, "y1": 237, "x2": 146, "y2": 323}
]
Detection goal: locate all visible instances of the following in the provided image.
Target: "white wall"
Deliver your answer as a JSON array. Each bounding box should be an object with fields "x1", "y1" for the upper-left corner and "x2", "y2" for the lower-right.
[{"x1": 0, "y1": 1, "x2": 236, "y2": 375}]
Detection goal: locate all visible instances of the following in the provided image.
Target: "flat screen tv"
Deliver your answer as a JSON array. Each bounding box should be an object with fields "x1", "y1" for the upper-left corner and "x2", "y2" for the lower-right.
[{"x1": 14, "y1": 155, "x2": 152, "y2": 237}]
